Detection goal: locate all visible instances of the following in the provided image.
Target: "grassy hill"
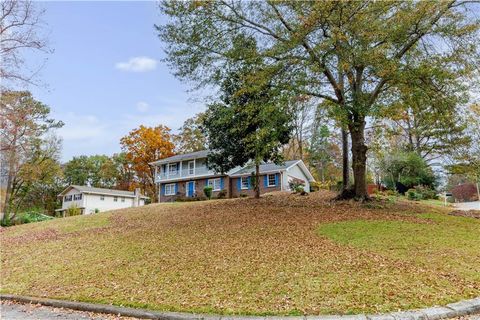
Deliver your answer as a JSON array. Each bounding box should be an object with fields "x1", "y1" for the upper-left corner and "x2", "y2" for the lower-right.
[{"x1": 1, "y1": 191, "x2": 479, "y2": 315}]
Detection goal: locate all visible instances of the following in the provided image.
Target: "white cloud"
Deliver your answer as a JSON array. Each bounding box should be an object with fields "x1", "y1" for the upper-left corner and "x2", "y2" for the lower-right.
[
  {"x1": 136, "y1": 101, "x2": 150, "y2": 113},
  {"x1": 115, "y1": 56, "x2": 158, "y2": 72}
]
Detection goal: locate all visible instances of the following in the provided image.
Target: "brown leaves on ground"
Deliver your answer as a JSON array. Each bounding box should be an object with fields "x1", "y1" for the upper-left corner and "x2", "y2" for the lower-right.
[
  {"x1": 449, "y1": 210, "x2": 480, "y2": 219},
  {"x1": 1, "y1": 191, "x2": 479, "y2": 316}
]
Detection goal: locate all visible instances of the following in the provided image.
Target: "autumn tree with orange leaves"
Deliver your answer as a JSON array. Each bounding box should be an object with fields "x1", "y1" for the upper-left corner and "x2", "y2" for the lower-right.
[{"x1": 120, "y1": 125, "x2": 175, "y2": 202}]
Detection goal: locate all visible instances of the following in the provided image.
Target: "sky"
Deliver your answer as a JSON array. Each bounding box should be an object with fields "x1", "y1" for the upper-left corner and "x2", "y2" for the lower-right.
[{"x1": 25, "y1": 1, "x2": 205, "y2": 162}]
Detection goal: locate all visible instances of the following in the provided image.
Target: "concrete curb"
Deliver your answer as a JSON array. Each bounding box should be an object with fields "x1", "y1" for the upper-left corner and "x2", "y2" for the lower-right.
[{"x1": 1, "y1": 294, "x2": 479, "y2": 320}]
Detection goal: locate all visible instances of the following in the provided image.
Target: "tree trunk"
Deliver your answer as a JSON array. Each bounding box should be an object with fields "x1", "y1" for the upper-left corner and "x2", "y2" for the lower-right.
[
  {"x1": 255, "y1": 163, "x2": 260, "y2": 199},
  {"x1": 349, "y1": 118, "x2": 369, "y2": 200},
  {"x1": 341, "y1": 128, "x2": 349, "y2": 190}
]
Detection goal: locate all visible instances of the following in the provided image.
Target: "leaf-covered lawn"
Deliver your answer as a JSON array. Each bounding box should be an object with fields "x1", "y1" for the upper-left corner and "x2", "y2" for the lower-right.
[{"x1": 1, "y1": 192, "x2": 479, "y2": 315}]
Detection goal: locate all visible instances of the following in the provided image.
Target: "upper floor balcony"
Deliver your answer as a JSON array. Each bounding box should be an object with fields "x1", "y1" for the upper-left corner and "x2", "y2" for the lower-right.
[{"x1": 156, "y1": 164, "x2": 214, "y2": 181}]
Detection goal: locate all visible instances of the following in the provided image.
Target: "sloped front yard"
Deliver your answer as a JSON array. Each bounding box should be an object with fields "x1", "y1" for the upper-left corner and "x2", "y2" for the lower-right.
[{"x1": 1, "y1": 192, "x2": 479, "y2": 315}]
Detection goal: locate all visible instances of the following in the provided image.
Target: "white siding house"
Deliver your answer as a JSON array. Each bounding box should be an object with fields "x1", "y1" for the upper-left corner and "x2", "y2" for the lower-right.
[{"x1": 57, "y1": 185, "x2": 148, "y2": 215}]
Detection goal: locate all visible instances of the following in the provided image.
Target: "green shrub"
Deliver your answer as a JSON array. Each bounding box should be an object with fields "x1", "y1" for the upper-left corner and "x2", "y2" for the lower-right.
[
  {"x1": 414, "y1": 185, "x2": 437, "y2": 200},
  {"x1": 15, "y1": 211, "x2": 54, "y2": 225},
  {"x1": 289, "y1": 178, "x2": 305, "y2": 193},
  {"x1": 65, "y1": 204, "x2": 81, "y2": 217},
  {"x1": 203, "y1": 186, "x2": 213, "y2": 199},
  {"x1": 94, "y1": 208, "x2": 100, "y2": 213},
  {"x1": 407, "y1": 189, "x2": 422, "y2": 201}
]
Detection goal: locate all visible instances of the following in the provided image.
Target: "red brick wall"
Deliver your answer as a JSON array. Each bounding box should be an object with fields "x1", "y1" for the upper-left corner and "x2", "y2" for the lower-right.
[
  {"x1": 159, "y1": 176, "x2": 230, "y2": 202},
  {"x1": 230, "y1": 174, "x2": 282, "y2": 198}
]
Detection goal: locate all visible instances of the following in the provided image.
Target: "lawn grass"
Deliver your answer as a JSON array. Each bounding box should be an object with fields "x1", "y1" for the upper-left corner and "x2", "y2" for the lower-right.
[{"x1": 1, "y1": 192, "x2": 479, "y2": 315}]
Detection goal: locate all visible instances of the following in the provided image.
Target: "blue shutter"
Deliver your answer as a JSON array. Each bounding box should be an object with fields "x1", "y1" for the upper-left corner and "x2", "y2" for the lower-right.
[
  {"x1": 220, "y1": 177, "x2": 224, "y2": 190},
  {"x1": 247, "y1": 177, "x2": 251, "y2": 189},
  {"x1": 275, "y1": 173, "x2": 279, "y2": 186},
  {"x1": 174, "y1": 183, "x2": 178, "y2": 194},
  {"x1": 237, "y1": 178, "x2": 241, "y2": 190},
  {"x1": 264, "y1": 175, "x2": 268, "y2": 187},
  {"x1": 206, "y1": 179, "x2": 209, "y2": 188},
  {"x1": 162, "y1": 164, "x2": 166, "y2": 174},
  {"x1": 161, "y1": 184, "x2": 165, "y2": 195}
]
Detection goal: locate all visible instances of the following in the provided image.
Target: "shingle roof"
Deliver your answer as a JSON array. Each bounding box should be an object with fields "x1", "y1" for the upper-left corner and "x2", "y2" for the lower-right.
[
  {"x1": 230, "y1": 160, "x2": 300, "y2": 175},
  {"x1": 150, "y1": 150, "x2": 209, "y2": 165},
  {"x1": 59, "y1": 185, "x2": 149, "y2": 198}
]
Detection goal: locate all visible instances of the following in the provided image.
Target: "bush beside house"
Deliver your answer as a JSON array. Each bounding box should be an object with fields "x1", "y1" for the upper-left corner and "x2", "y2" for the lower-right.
[{"x1": 451, "y1": 183, "x2": 479, "y2": 202}]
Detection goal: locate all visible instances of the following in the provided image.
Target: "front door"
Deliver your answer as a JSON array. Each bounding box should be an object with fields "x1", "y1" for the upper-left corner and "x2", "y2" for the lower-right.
[{"x1": 187, "y1": 181, "x2": 195, "y2": 197}]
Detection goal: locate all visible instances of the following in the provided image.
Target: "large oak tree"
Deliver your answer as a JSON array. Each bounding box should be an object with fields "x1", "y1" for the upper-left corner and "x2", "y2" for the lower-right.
[{"x1": 158, "y1": 1, "x2": 479, "y2": 200}]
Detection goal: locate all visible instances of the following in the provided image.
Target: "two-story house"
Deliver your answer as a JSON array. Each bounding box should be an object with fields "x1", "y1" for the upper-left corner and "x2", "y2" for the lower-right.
[
  {"x1": 56, "y1": 185, "x2": 149, "y2": 215},
  {"x1": 150, "y1": 150, "x2": 315, "y2": 202}
]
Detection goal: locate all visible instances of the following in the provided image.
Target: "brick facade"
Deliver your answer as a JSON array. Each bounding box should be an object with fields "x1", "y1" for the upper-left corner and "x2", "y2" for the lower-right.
[
  {"x1": 159, "y1": 176, "x2": 230, "y2": 202},
  {"x1": 160, "y1": 173, "x2": 282, "y2": 202},
  {"x1": 230, "y1": 174, "x2": 282, "y2": 198}
]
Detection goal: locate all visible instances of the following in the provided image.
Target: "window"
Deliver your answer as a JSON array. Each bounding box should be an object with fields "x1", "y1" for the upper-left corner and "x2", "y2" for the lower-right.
[
  {"x1": 208, "y1": 178, "x2": 221, "y2": 191},
  {"x1": 100, "y1": 196, "x2": 105, "y2": 201},
  {"x1": 168, "y1": 163, "x2": 178, "y2": 175},
  {"x1": 121, "y1": 197, "x2": 125, "y2": 202},
  {"x1": 188, "y1": 161, "x2": 194, "y2": 175},
  {"x1": 113, "y1": 196, "x2": 118, "y2": 202},
  {"x1": 241, "y1": 177, "x2": 249, "y2": 190},
  {"x1": 268, "y1": 174, "x2": 276, "y2": 187},
  {"x1": 64, "y1": 195, "x2": 72, "y2": 202},
  {"x1": 73, "y1": 194, "x2": 82, "y2": 201},
  {"x1": 164, "y1": 183, "x2": 175, "y2": 196}
]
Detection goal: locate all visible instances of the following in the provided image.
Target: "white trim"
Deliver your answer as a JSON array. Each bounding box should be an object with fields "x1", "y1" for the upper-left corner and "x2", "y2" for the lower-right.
[
  {"x1": 164, "y1": 183, "x2": 176, "y2": 196},
  {"x1": 267, "y1": 174, "x2": 276, "y2": 187},
  {"x1": 241, "y1": 177, "x2": 249, "y2": 190},
  {"x1": 208, "y1": 178, "x2": 221, "y2": 191},
  {"x1": 286, "y1": 160, "x2": 315, "y2": 182},
  {"x1": 155, "y1": 173, "x2": 219, "y2": 183},
  {"x1": 188, "y1": 160, "x2": 195, "y2": 175},
  {"x1": 58, "y1": 186, "x2": 148, "y2": 199}
]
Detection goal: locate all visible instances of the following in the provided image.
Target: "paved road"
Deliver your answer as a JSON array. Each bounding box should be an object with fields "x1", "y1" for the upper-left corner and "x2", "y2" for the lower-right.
[
  {"x1": 1, "y1": 301, "x2": 479, "y2": 320},
  {"x1": 454, "y1": 201, "x2": 480, "y2": 211},
  {"x1": 0, "y1": 301, "x2": 138, "y2": 320}
]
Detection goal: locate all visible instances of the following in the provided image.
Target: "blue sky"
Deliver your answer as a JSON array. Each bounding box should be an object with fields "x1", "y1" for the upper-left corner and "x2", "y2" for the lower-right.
[{"x1": 26, "y1": 1, "x2": 204, "y2": 162}]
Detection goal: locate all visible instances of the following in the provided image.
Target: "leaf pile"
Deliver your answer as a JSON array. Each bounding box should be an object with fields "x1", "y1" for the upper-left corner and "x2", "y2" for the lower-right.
[{"x1": 1, "y1": 191, "x2": 479, "y2": 315}]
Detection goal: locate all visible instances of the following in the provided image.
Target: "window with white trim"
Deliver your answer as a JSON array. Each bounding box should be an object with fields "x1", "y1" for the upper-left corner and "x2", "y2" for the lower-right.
[
  {"x1": 113, "y1": 196, "x2": 118, "y2": 202},
  {"x1": 164, "y1": 183, "x2": 176, "y2": 196},
  {"x1": 73, "y1": 194, "x2": 82, "y2": 201},
  {"x1": 168, "y1": 163, "x2": 178, "y2": 175},
  {"x1": 100, "y1": 196, "x2": 105, "y2": 201},
  {"x1": 64, "y1": 195, "x2": 72, "y2": 202},
  {"x1": 188, "y1": 161, "x2": 194, "y2": 175},
  {"x1": 121, "y1": 197, "x2": 125, "y2": 202},
  {"x1": 208, "y1": 178, "x2": 221, "y2": 191},
  {"x1": 241, "y1": 177, "x2": 249, "y2": 189},
  {"x1": 268, "y1": 174, "x2": 276, "y2": 187}
]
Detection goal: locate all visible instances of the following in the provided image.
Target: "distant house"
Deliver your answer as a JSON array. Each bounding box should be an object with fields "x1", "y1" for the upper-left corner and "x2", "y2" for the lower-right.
[
  {"x1": 56, "y1": 185, "x2": 148, "y2": 215},
  {"x1": 150, "y1": 150, "x2": 315, "y2": 202}
]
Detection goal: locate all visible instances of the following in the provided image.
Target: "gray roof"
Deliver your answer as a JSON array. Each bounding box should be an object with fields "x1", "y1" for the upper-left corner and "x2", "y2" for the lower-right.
[
  {"x1": 150, "y1": 150, "x2": 209, "y2": 165},
  {"x1": 59, "y1": 185, "x2": 149, "y2": 199},
  {"x1": 230, "y1": 160, "x2": 300, "y2": 175}
]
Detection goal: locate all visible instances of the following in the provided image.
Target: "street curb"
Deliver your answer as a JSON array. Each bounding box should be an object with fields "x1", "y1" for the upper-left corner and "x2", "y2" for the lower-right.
[{"x1": 1, "y1": 294, "x2": 479, "y2": 320}]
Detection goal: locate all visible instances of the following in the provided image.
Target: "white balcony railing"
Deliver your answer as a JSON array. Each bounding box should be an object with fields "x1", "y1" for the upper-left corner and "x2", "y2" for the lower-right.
[{"x1": 156, "y1": 165, "x2": 213, "y2": 181}]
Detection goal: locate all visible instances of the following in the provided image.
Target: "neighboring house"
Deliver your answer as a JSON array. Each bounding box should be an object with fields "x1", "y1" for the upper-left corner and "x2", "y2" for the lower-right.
[
  {"x1": 56, "y1": 185, "x2": 148, "y2": 215},
  {"x1": 150, "y1": 150, "x2": 315, "y2": 202}
]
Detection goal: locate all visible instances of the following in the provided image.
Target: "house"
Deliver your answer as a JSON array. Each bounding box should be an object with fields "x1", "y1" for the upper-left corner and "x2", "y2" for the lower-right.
[
  {"x1": 56, "y1": 185, "x2": 149, "y2": 215},
  {"x1": 150, "y1": 150, "x2": 315, "y2": 202}
]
